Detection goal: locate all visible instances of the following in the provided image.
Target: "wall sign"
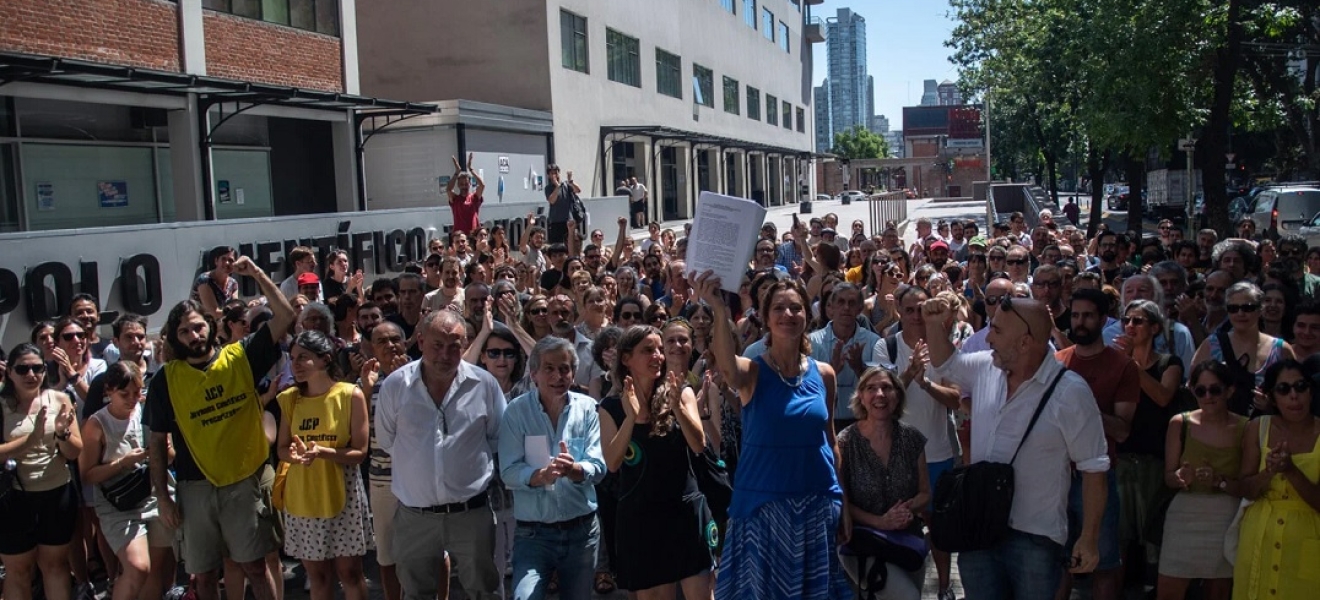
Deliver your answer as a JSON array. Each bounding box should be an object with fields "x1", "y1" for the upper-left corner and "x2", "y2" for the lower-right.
[{"x1": 98, "y1": 181, "x2": 129, "y2": 208}]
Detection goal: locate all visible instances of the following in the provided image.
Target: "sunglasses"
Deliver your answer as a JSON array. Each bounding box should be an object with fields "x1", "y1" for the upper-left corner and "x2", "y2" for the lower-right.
[
  {"x1": 989, "y1": 255, "x2": 1006, "y2": 261},
  {"x1": 1278, "y1": 249, "x2": 1303, "y2": 259},
  {"x1": 528, "y1": 307, "x2": 548, "y2": 316},
  {"x1": 484, "y1": 348, "x2": 519, "y2": 360},
  {"x1": 1031, "y1": 280, "x2": 1060, "y2": 288},
  {"x1": 1192, "y1": 384, "x2": 1224, "y2": 398},
  {"x1": 1158, "y1": 225, "x2": 1171, "y2": 230},
  {"x1": 651, "y1": 314, "x2": 669, "y2": 322},
  {"x1": 969, "y1": 255, "x2": 987, "y2": 263},
  {"x1": 985, "y1": 294, "x2": 1006, "y2": 306},
  {"x1": 1273, "y1": 381, "x2": 1312, "y2": 395},
  {"x1": 61, "y1": 331, "x2": 86, "y2": 341},
  {"x1": 620, "y1": 311, "x2": 641, "y2": 320},
  {"x1": 1121, "y1": 316, "x2": 1149, "y2": 326},
  {"x1": 1006, "y1": 259, "x2": 1028, "y2": 266},
  {"x1": 12, "y1": 364, "x2": 47, "y2": 376},
  {"x1": 1226, "y1": 303, "x2": 1260, "y2": 314}
]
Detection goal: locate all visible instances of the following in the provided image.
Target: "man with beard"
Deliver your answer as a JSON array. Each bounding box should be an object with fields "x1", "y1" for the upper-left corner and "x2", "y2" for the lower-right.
[
  {"x1": 928, "y1": 240, "x2": 952, "y2": 270},
  {"x1": 447, "y1": 153, "x2": 485, "y2": 235},
  {"x1": 387, "y1": 273, "x2": 427, "y2": 358},
  {"x1": 362, "y1": 320, "x2": 415, "y2": 600},
  {"x1": 922, "y1": 294, "x2": 1109, "y2": 599},
  {"x1": 1054, "y1": 289, "x2": 1137, "y2": 600},
  {"x1": 807, "y1": 283, "x2": 879, "y2": 428},
  {"x1": 371, "y1": 278, "x2": 400, "y2": 317},
  {"x1": 423, "y1": 257, "x2": 466, "y2": 313},
  {"x1": 547, "y1": 294, "x2": 598, "y2": 389},
  {"x1": 1182, "y1": 269, "x2": 1235, "y2": 346},
  {"x1": 1275, "y1": 234, "x2": 1320, "y2": 297},
  {"x1": 145, "y1": 256, "x2": 292, "y2": 600},
  {"x1": 1195, "y1": 229, "x2": 1218, "y2": 272},
  {"x1": 1086, "y1": 231, "x2": 1137, "y2": 286},
  {"x1": 1030, "y1": 265, "x2": 1068, "y2": 333}
]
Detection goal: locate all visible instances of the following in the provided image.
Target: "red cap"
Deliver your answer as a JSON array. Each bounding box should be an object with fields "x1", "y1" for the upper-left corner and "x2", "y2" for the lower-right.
[
  {"x1": 929, "y1": 240, "x2": 950, "y2": 251},
  {"x1": 297, "y1": 272, "x2": 320, "y2": 286}
]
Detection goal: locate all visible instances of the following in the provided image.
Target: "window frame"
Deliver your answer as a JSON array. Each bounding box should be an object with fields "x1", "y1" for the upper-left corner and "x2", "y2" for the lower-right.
[
  {"x1": 782, "y1": 100, "x2": 792, "y2": 130},
  {"x1": 777, "y1": 21, "x2": 790, "y2": 52},
  {"x1": 723, "y1": 76, "x2": 740, "y2": 115},
  {"x1": 796, "y1": 107, "x2": 806, "y2": 133},
  {"x1": 693, "y1": 64, "x2": 714, "y2": 108},
  {"x1": 656, "y1": 48, "x2": 683, "y2": 99},
  {"x1": 747, "y1": 86, "x2": 761, "y2": 120},
  {"x1": 202, "y1": 0, "x2": 338, "y2": 35},
  {"x1": 560, "y1": 10, "x2": 590, "y2": 74},
  {"x1": 761, "y1": 8, "x2": 775, "y2": 41},
  {"x1": 766, "y1": 94, "x2": 778, "y2": 126},
  {"x1": 743, "y1": 0, "x2": 757, "y2": 29},
  {"x1": 605, "y1": 27, "x2": 641, "y2": 86}
]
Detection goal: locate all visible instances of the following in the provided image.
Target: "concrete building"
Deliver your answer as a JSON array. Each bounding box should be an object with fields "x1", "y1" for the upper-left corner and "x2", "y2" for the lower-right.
[
  {"x1": 871, "y1": 114, "x2": 890, "y2": 133},
  {"x1": 826, "y1": 8, "x2": 867, "y2": 139},
  {"x1": 884, "y1": 130, "x2": 905, "y2": 158},
  {"x1": 815, "y1": 80, "x2": 832, "y2": 152},
  {"x1": 358, "y1": 0, "x2": 824, "y2": 219},
  {"x1": 0, "y1": 0, "x2": 422, "y2": 233},
  {"x1": 938, "y1": 79, "x2": 962, "y2": 105},
  {"x1": 920, "y1": 79, "x2": 939, "y2": 106}
]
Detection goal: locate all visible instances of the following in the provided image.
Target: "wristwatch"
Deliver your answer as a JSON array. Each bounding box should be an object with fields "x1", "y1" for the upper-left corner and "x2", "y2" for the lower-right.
[
  {"x1": 55, "y1": 430, "x2": 72, "y2": 442},
  {"x1": 1216, "y1": 477, "x2": 1228, "y2": 491}
]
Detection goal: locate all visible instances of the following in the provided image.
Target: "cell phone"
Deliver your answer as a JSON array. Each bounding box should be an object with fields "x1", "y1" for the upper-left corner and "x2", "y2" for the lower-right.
[{"x1": 792, "y1": 214, "x2": 801, "y2": 227}]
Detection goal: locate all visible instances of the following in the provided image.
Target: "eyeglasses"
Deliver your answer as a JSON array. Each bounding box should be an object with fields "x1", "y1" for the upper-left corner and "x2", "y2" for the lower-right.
[
  {"x1": 484, "y1": 348, "x2": 519, "y2": 360},
  {"x1": 1278, "y1": 249, "x2": 1303, "y2": 259},
  {"x1": 969, "y1": 255, "x2": 987, "y2": 263},
  {"x1": 1006, "y1": 259, "x2": 1028, "y2": 266},
  {"x1": 1226, "y1": 303, "x2": 1260, "y2": 314},
  {"x1": 620, "y1": 311, "x2": 641, "y2": 320},
  {"x1": 1192, "y1": 384, "x2": 1224, "y2": 398},
  {"x1": 985, "y1": 294, "x2": 1006, "y2": 306},
  {"x1": 1273, "y1": 381, "x2": 1312, "y2": 395},
  {"x1": 1158, "y1": 225, "x2": 1171, "y2": 231},
  {"x1": 989, "y1": 255, "x2": 1006, "y2": 261},
  {"x1": 1121, "y1": 316, "x2": 1149, "y2": 326},
  {"x1": 651, "y1": 314, "x2": 669, "y2": 322},
  {"x1": 61, "y1": 331, "x2": 86, "y2": 341},
  {"x1": 528, "y1": 307, "x2": 549, "y2": 316},
  {"x1": 12, "y1": 364, "x2": 46, "y2": 376}
]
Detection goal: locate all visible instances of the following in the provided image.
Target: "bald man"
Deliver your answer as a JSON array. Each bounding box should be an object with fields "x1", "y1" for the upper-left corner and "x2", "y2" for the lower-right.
[{"x1": 922, "y1": 295, "x2": 1109, "y2": 600}]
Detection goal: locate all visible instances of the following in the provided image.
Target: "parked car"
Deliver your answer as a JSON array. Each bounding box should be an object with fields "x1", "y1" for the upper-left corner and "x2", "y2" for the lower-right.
[
  {"x1": 1248, "y1": 184, "x2": 1320, "y2": 239},
  {"x1": 1107, "y1": 187, "x2": 1132, "y2": 211},
  {"x1": 814, "y1": 194, "x2": 832, "y2": 202},
  {"x1": 1298, "y1": 212, "x2": 1320, "y2": 249},
  {"x1": 840, "y1": 190, "x2": 866, "y2": 204}
]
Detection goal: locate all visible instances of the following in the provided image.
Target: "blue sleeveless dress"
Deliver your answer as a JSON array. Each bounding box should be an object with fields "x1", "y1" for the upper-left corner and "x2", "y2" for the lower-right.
[{"x1": 715, "y1": 356, "x2": 849, "y2": 600}]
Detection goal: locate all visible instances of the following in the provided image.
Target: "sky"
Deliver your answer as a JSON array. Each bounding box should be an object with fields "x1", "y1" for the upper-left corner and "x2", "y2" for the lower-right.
[{"x1": 809, "y1": 1, "x2": 960, "y2": 128}]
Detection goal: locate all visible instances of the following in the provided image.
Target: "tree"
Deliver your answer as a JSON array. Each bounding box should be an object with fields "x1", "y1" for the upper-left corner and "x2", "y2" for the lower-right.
[{"x1": 832, "y1": 125, "x2": 891, "y2": 160}]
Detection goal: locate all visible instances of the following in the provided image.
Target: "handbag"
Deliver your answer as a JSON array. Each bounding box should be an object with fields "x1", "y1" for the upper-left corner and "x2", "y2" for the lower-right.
[
  {"x1": 101, "y1": 463, "x2": 152, "y2": 511},
  {"x1": 0, "y1": 411, "x2": 22, "y2": 503},
  {"x1": 690, "y1": 444, "x2": 733, "y2": 526},
  {"x1": 840, "y1": 526, "x2": 929, "y2": 596},
  {"x1": 1143, "y1": 412, "x2": 1190, "y2": 545},
  {"x1": 271, "y1": 461, "x2": 290, "y2": 512},
  {"x1": 930, "y1": 369, "x2": 1066, "y2": 553},
  {"x1": 1224, "y1": 415, "x2": 1269, "y2": 565},
  {"x1": 100, "y1": 414, "x2": 153, "y2": 511}
]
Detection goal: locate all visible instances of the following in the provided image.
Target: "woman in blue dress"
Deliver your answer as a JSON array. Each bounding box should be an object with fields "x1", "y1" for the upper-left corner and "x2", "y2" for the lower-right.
[{"x1": 693, "y1": 271, "x2": 851, "y2": 600}]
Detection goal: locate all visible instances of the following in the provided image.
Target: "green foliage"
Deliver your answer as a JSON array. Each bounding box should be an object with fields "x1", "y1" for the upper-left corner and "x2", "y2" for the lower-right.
[{"x1": 832, "y1": 125, "x2": 892, "y2": 160}]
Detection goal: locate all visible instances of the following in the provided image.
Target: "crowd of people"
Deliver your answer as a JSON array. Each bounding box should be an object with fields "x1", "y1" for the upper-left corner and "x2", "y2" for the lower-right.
[{"x1": 1, "y1": 170, "x2": 1319, "y2": 600}]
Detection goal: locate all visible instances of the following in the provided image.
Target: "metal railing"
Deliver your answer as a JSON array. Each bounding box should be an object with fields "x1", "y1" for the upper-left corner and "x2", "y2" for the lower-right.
[{"x1": 867, "y1": 191, "x2": 908, "y2": 234}]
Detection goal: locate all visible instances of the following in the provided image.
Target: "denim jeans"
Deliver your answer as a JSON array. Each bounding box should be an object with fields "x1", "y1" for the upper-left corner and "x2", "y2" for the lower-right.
[
  {"x1": 957, "y1": 529, "x2": 1065, "y2": 600},
  {"x1": 511, "y1": 514, "x2": 600, "y2": 600}
]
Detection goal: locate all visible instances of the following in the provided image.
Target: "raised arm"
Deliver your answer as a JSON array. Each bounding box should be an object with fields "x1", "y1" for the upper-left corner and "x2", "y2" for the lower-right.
[
  {"x1": 609, "y1": 217, "x2": 630, "y2": 270},
  {"x1": 692, "y1": 271, "x2": 757, "y2": 402},
  {"x1": 233, "y1": 256, "x2": 295, "y2": 339},
  {"x1": 468, "y1": 153, "x2": 486, "y2": 197}
]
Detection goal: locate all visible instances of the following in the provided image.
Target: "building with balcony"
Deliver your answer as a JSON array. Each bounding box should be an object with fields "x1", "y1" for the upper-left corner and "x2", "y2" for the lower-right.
[
  {"x1": 938, "y1": 79, "x2": 962, "y2": 105},
  {"x1": 357, "y1": 0, "x2": 824, "y2": 220}
]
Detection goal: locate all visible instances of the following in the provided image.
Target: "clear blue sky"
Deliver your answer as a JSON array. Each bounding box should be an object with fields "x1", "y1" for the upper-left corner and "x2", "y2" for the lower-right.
[{"x1": 810, "y1": 1, "x2": 959, "y2": 129}]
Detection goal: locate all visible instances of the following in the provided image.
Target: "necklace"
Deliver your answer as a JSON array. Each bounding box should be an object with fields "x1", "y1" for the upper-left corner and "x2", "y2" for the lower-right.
[{"x1": 766, "y1": 354, "x2": 806, "y2": 388}]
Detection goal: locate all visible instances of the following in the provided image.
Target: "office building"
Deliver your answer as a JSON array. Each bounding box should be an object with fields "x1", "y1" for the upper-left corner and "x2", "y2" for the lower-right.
[
  {"x1": 884, "y1": 130, "x2": 904, "y2": 158},
  {"x1": 920, "y1": 79, "x2": 939, "y2": 106},
  {"x1": 815, "y1": 81, "x2": 833, "y2": 152},
  {"x1": 826, "y1": 8, "x2": 867, "y2": 138},
  {"x1": 358, "y1": 0, "x2": 824, "y2": 219},
  {"x1": 938, "y1": 79, "x2": 962, "y2": 105},
  {"x1": 871, "y1": 114, "x2": 889, "y2": 134}
]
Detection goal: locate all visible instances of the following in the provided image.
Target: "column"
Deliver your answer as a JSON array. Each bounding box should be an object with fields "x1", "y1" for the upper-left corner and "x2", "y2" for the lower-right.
[
  {"x1": 331, "y1": 111, "x2": 360, "y2": 212},
  {"x1": 178, "y1": 0, "x2": 207, "y2": 75},
  {"x1": 339, "y1": 0, "x2": 360, "y2": 93},
  {"x1": 168, "y1": 94, "x2": 207, "y2": 222}
]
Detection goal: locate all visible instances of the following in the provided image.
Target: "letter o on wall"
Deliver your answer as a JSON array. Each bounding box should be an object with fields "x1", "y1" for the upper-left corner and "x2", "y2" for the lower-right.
[
  {"x1": 121, "y1": 254, "x2": 163, "y2": 315},
  {"x1": 25, "y1": 262, "x2": 74, "y2": 322},
  {"x1": 0, "y1": 269, "x2": 19, "y2": 315},
  {"x1": 404, "y1": 228, "x2": 427, "y2": 264}
]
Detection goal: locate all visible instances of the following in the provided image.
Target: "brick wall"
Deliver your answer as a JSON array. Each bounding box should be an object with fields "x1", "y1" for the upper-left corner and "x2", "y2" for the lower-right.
[
  {"x1": 204, "y1": 12, "x2": 343, "y2": 92},
  {"x1": 0, "y1": 0, "x2": 179, "y2": 71}
]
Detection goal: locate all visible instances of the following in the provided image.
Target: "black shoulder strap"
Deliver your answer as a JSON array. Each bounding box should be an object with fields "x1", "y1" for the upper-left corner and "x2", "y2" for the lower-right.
[
  {"x1": 1010, "y1": 369, "x2": 1068, "y2": 465},
  {"x1": 886, "y1": 333, "x2": 899, "y2": 365}
]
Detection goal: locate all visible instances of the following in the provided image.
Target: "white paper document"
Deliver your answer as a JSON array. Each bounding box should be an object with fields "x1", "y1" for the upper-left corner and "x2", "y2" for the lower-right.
[
  {"x1": 524, "y1": 435, "x2": 551, "y2": 468},
  {"x1": 686, "y1": 191, "x2": 767, "y2": 293}
]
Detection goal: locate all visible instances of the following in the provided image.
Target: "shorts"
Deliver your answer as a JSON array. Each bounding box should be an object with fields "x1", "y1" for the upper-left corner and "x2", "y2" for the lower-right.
[
  {"x1": 927, "y1": 458, "x2": 958, "y2": 514},
  {"x1": 369, "y1": 484, "x2": 399, "y2": 566},
  {"x1": 1065, "y1": 469, "x2": 1121, "y2": 571},
  {"x1": 98, "y1": 506, "x2": 174, "y2": 554},
  {"x1": 0, "y1": 481, "x2": 79, "y2": 554},
  {"x1": 176, "y1": 469, "x2": 277, "y2": 574}
]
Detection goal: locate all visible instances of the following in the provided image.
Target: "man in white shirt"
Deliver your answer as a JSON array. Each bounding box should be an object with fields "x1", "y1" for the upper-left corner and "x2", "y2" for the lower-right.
[
  {"x1": 375, "y1": 310, "x2": 506, "y2": 600},
  {"x1": 628, "y1": 177, "x2": 648, "y2": 228},
  {"x1": 922, "y1": 295, "x2": 1109, "y2": 600},
  {"x1": 807, "y1": 283, "x2": 880, "y2": 428}
]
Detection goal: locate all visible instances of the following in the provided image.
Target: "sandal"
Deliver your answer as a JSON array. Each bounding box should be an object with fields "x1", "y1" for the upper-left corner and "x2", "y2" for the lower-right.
[{"x1": 594, "y1": 572, "x2": 616, "y2": 595}]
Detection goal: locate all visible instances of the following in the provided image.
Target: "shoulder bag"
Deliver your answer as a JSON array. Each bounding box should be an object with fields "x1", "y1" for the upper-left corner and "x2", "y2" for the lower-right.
[
  {"x1": 0, "y1": 410, "x2": 23, "y2": 503},
  {"x1": 930, "y1": 369, "x2": 1067, "y2": 553},
  {"x1": 100, "y1": 412, "x2": 153, "y2": 512}
]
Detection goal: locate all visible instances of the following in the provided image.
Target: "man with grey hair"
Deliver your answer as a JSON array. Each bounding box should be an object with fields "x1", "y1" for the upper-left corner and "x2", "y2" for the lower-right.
[
  {"x1": 1212, "y1": 238, "x2": 1256, "y2": 282},
  {"x1": 376, "y1": 309, "x2": 506, "y2": 600},
  {"x1": 498, "y1": 336, "x2": 607, "y2": 599},
  {"x1": 547, "y1": 294, "x2": 599, "y2": 389}
]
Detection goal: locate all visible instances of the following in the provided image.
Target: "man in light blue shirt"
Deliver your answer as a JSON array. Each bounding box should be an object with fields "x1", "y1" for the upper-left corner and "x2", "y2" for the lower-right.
[
  {"x1": 498, "y1": 337, "x2": 606, "y2": 600},
  {"x1": 807, "y1": 283, "x2": 879, "y2": 426}
]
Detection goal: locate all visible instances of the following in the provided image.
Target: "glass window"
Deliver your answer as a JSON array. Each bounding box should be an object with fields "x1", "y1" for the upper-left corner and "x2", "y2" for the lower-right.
[
  {"x1": 778, "y1": 21, "x2": 789, "y2": 52},
  {"x1": 233, "y1": 0, "x2": 261, "y2": 18},
  {"x1": 743, "y1": 0, "x2": 756, "y2": 28},
  {"x1": 560, "y1": 11, "x2": 589, "y2": 73},
  {"x1": 797, "y1": 107, "x2": 806, "y2": 133},
  {"x1": 762, "y1": 9, "x2": 774, "y2": 41},
  {"x1": 290, "y1": 0, "x2": 314, "y2": 30},
  {"x1": 314, "y1": 0, "x2": 337, "y2": 35},
  {"x1": 791, "y1": 0, "x2": 801, "y2": 11},
  {"x1": 693, "y1": 64, "x2": 714, "y2": 108},
  {"x1": 606, "y1": 28, "x2": 640, "y2": 86},
  {"x1": 203, "y1": 0, "x2": 230, "y2": 10},
  {"x1": 656, "y1": 49, "x2": 682, "y2": 99},
  {"x1": 721, "y1": 0, "x2": 735, "y2": 14},
  {"x1": 747, "y1": 87, "x2": 761, "y2": 120},
  {"x1": 205, "y1": 0, "x2": 339, "y2": 35},
  {"x1": 723, "y1": 76, "x2": 740, "y2": 115},
  {"x1": 782, "y1": 100, "x2": 792, "y2": 130},
  {"x1": 766, "y1": 94, "x2": 778, "y2": 126}
]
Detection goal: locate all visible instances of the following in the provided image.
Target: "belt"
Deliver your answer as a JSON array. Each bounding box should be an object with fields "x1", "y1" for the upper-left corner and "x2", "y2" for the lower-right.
[
  {"x1": 516, "y1": 512, "x2": 596, "y2": 530},
  {"x1": 409, "y1": 494, "x2": 488, "y2": 514}
]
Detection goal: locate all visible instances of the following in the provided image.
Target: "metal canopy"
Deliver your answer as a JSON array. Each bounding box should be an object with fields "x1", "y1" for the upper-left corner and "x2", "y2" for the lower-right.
[
  {"x1": 0, "y1": 51, "x2": 436, "y2": 114},
  {"x1": 601, "y1": 125, "x2": 818, "y2": 158}
]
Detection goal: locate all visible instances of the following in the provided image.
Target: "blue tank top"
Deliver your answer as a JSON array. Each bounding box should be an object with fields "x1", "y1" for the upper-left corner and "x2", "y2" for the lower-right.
[{"x1": 728, "y1": 356, "x2": 842, "y2": 519}]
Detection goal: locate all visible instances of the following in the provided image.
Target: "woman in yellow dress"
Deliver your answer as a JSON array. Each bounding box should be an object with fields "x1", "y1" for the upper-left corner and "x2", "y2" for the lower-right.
[{"x1": 1232, "y1": 359, "x2": 1320, "y2": 599}]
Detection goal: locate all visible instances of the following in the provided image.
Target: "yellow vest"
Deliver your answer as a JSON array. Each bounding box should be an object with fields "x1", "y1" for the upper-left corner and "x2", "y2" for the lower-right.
[
  {"x1": 164, "y1": 344, "x2": 269, "y2": 487},
  {"x1": 278, "y1": 383, "x2": 354, "y2": 518}
]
